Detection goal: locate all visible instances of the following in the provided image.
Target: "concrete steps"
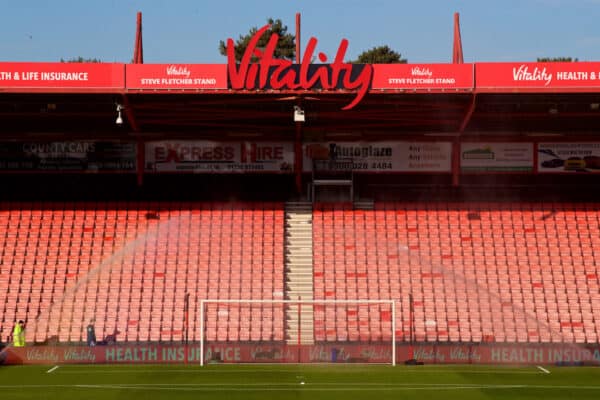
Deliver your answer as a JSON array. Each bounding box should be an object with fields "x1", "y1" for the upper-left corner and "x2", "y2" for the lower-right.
[{"x1": 284, "y1": 202, "x2": 314, "y2": 345}]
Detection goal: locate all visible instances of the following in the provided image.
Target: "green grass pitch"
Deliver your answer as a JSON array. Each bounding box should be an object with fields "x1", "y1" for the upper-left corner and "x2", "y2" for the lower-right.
[{"x1": 1, "y1": 364, "x2": 599, "y2": 400}]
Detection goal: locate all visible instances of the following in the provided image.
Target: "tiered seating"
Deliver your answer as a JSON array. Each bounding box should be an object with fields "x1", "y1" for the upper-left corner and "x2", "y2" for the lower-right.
[
  {"x1": 0, "y1": 202, "x2": 285, "y2": 344},
  {"x1": 313, "y1": 202, "x2": 600, "y2": 344}
]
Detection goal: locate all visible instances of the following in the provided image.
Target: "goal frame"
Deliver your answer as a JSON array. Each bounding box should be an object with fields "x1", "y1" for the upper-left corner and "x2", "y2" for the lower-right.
[{"x1": 199, "y1": 299, "x2": 396, "y2": 366}]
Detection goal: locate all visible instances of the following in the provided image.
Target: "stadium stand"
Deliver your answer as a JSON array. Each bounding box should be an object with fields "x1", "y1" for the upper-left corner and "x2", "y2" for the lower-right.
[
  {"x1": 0, "y1": 202, "x2": 285, "y2": 344},
  {"x1": 312, "y1": 201, "x2": 600, "y2": 344},
  {"x1": 2, "y1": 197, "x2": 600, "y2": 347}
]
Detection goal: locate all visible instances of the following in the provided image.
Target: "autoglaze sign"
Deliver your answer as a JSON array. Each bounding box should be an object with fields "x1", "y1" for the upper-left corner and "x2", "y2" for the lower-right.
[
  {"x1": 303, "y1": 142, "x2": 452, "y2": 172},
  {"x1": 227, "y1": 24, "x2": 373, "y2": 110}
]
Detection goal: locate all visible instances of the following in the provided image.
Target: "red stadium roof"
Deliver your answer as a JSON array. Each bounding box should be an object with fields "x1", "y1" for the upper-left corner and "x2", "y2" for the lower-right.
[
  {"x1": 1, "y1": 11, "x2": 599, "y2": 139},
  {"x1": 0, "y1": 13, "x2": 599, "y2": 191},
  {"x1": 1, "y1": 62, "x2": 600, "y2": 138}
]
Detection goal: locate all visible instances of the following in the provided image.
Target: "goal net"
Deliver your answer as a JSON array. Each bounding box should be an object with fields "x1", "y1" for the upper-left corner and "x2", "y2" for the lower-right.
[{"x1": 200, "y1": 299, "x2": 396, "y2": 365}]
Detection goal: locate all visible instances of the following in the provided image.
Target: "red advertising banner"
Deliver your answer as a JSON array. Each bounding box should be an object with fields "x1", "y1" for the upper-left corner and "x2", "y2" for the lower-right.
[
  {"x1": 0, "y1": 62, "x2": 124, "y2": 90},
  {"x1": 476, "y1": 62, "x2": 600, "y2": 90},
  {"x1": 126, "y1": 64, "x2": 228, "y2": 90},
  {"x1": 403, "y1": 344, "x2": 600, "y2": 365},
  {"x1": 3, "y1": 343, "x2": 600, "y2": 365},
  {"x1": 1, "y1": 344, "x2": 391, "y2": 365},
  {"x1": 371, "y1": 64, "x2": 474, "y2": 90}
]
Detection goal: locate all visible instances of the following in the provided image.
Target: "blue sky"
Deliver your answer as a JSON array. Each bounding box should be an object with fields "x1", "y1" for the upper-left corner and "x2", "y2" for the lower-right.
[{"x1": 0, "y1": 0, "x2": 599, "y2": 63}]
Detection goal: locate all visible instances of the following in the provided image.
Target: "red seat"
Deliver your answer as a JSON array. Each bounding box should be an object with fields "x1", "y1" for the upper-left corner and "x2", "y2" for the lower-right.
[
  {"x1": 312, "y1": 202, "x2": 600, "y2": 344},
  {"x1": 1, "y1": 201, "x2": 285, "y2": 344}
]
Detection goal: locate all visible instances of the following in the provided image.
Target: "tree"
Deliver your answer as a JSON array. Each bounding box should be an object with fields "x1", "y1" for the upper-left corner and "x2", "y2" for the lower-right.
[
  {"x1": 537, "y1": 57, "x2": 578, "y2": 62},
  {"x1": 352, "y1": 46, "x2": 407, "y2": 64},
  {"x1": 60, "y1": 57, "x2": 102, "y2": 63},
  {"x1": 219, "y1": 18, "x2": 295, "y2": 62}
]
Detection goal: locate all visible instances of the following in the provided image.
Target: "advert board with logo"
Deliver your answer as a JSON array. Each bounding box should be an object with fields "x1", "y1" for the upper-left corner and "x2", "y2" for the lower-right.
[
  {"x1": 303, "y1": 142, "x2": 452, "y2": 173},
  {"x1": 0, "y1": 62, "x2": 124, "y2": 89},
  {"x1": 125, "y1": 64, "x2": 228, "y2": 90},
  {"x1": 0, "y1": 141, "x2": 136, "y2": 172},
  {"x1": 476, "y1": 62, "x2": 600, "y2": 90},
  {"x1": 371, "y1": 64, "x2": 474, "y2": 90},
  {"x1": 145, "y1": 141, "x2": 294, "y2": 173},
  {"x1": 461, "y1": 143, "x2": 533, "y2": 172},
  {"x1": 4, "y1": 343, "x2": 600, "y2": 365},
  {"x1": 538, "y1": 143, "x2": 600, "y2": 173}
]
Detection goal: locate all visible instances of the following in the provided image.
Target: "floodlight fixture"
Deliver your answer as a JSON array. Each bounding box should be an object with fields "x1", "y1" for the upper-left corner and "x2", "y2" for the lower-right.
[
  {"x1": 116, "y1": 104, "x2": 124, "y2": 125},
  {"x1": 294, "y1": 105, "x2": 305, "y2": 122}
]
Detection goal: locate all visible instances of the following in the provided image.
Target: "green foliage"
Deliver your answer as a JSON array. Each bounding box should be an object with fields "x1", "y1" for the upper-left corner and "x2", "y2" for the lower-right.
[
  {"x1": 537, "y1": 57, "x2": 578, "y2": 62},
  {"x1": 219, "y1": 18, "x2": 295, "y2": 62},
  {"x1": 352, "y1": 45, "x2": 407, "y2": 64},
  {"x1": 60, "y1": 57, "x2": 102, "y2": 63}
]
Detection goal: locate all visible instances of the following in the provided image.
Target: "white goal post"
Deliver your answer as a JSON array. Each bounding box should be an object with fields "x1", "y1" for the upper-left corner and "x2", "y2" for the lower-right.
[{"x1": 200, "y1": 299, "x2": 396, "y2": 366}]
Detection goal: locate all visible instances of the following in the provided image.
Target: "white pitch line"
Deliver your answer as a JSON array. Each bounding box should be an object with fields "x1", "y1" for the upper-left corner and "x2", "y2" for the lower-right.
[
  {"x1": 54, "y1": 367, "x2": 541, "y2": 375},
  {"x1": 537, "y1": 366, "x2": 551, "y2": 374},
  {"x1": 72, "y1": 384, "x2": 529, "y2": 392},
  {"x1": 46, "y1": 366, "x2": 59, "y2": 374},
  {"x1": 0, "y1": 383, "x2": 600, "y2": 392}
]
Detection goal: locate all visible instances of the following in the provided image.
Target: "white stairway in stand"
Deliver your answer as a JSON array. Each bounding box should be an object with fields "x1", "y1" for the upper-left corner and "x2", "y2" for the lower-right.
[{"x1": 284, "y1": 202, "x2": 314, "y2": 345}]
